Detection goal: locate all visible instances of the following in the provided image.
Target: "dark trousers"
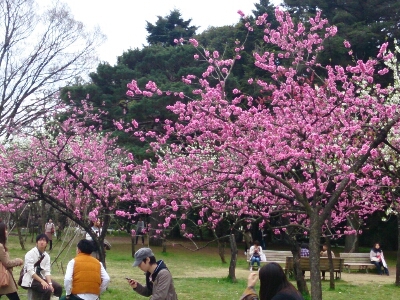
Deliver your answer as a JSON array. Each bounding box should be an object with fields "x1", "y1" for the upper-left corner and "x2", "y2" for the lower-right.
[
  {"x1": 30, "y1": 278, "x2": 62, "y2": 300},
  {"x1": 136, "y1": 235, "x2": 144, "y2": 244},
  {"x1": 0, "y1": 292, "x2": 20, "y2": 300},
  {"x1": 371, "y1": 261, "x2": 389, "y2": 275}
]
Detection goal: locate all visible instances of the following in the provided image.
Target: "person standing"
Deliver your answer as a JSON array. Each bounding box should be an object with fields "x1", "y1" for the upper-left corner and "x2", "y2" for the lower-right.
[
  {"x1": 44, "y1": 219, "x2": 55, "y2": 251},
  {"x1": 127, "y1": 248, "x2": 177, "y2": 300},
  {"x1": 21, "y1": 234, "x2": 62, "y2": 300},
  {"x1": 0, "y1": 222, "x2": 24, "y2": 300},
  {"x1": 136, "y1": 218, "x2": 145, "y2": 245},
  {"x1": 370, "y1": 242, "x2": 389, "y2": 275},
  {"x1": 60, "y1": 239, "x2": 110, "y2": 300},
  {"x1": 85, "y1": 219, "x2": 102, "y2": 260}
]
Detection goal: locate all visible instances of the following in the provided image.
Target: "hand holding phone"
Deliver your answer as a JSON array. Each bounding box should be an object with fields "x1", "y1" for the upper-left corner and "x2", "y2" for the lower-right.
[{"x1": 126, "y1": 277, "x2": 137, "y2": 288}]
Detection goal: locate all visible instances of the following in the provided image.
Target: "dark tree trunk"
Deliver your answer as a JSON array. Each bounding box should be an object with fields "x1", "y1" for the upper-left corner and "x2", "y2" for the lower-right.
[
  {"x1": 309, "y1": 214, "x2": 323, "y2": 300},
  {"x1": 17, "y1": 226, "x2": 26, "y2": 251},
  {"x1": 213, "y1": 230, "x2": 227, "y2": 263},
  {"x1": 344, "y1": 215, "x2": 360, "y2": 252},
  {"x1": 228, "y1": 234, "x2": 237, "y2": 282},
  {"x1": 290, "y1": 242, "x2": 309, "y2": 295},
  {"x1": 217, "y1": 239, "x2": 227, "y2": 264},
  {"x1": 11, "y1": 212, "x2": 26, "y2": 250},
  {"x1": 325, "y1": 237, "x2": 335, "y2": 289}
]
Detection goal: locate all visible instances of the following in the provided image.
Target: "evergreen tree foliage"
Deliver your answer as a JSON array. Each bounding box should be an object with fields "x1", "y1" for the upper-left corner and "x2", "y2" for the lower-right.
[
  {"x1": 61, "y1": 45, "x2": 207, "y2": 160},
  {"x1": 146, "y1": 9, "x2": 199, "y2": 46}
]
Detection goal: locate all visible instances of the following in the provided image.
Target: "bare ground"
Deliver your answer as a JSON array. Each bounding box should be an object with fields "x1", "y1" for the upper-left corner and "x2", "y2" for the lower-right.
[
  {"x1": 108, "y1": 236, "x2": 395, "y2": 285},
  {"x1": 176, "y1": 265, "x2": 395, "y2": 285}
]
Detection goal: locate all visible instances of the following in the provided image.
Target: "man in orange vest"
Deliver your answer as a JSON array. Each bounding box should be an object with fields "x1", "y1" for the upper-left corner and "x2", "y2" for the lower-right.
[{"x1": 60, "y1": 239, "x2": 110, "y2": 300}]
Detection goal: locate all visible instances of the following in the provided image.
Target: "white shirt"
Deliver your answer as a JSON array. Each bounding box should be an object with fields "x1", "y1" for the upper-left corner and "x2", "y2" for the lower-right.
[
  {"x1": 64, "y1": 256, "x2": 110, "y2": 300},
  {"x1": 21, "y1": 247, "x2": 51, "y2": 287},
  {"x1": 86, "y1": 226, "x2": 101, "y2": 241}
]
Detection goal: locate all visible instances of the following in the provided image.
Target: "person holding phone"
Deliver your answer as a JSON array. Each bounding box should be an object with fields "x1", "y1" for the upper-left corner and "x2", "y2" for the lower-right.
[
  {"x1": 127, "y1": 248, "x2": 177, "y2": 300},
  {"x1": 60, "y1": 239, "x2": 110, "y2": 300}
]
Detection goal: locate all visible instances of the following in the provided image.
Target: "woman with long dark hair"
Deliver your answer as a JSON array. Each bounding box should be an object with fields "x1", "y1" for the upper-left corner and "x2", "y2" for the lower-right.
[
  {"x1": 370, "y1": 242, "x2": 389, "y2": 275},
  {"x1": 240, "y1": 262, "x2": 303, "y2": 300},
  {"x1": 0, "y1": 222, "x2": 24, "y2": 300}
]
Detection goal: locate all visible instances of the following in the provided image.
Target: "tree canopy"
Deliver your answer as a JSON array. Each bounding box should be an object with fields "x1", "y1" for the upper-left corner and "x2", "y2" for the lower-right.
[
  {"x1": 118, "y1": 8, "x2": 400, "y2": 299},
  {"x1": 146, "y1": 9, "x2": 199, "y2": 46}
]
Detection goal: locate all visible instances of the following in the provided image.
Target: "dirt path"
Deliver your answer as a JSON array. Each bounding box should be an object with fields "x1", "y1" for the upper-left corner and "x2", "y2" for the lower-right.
[{"x1": 177, "y1": 266, "x2": 395, "y2": 284}]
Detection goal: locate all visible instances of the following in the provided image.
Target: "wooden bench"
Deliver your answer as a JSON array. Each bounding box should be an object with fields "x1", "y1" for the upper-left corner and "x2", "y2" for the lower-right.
[
  {"x1": 285, "y1": 257, "x2": 344, "y2": 279},
  {"x1": 246, "y1": 250, "x2": 292, "y2": 268},
  {"x1": 339, "y1": 253, "x2": 375, "y2": 273}
]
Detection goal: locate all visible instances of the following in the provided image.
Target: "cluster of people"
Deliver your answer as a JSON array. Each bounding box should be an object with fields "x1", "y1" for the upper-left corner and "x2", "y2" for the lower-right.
[
  {"x1": 0, "y1": 219, "x2": 111, "y2": 300},
  {"x1": 1, "y1": 217, "x2": 393, "y2": 300},
  {"x1": 1, "y1": 222, "x2": 110, "y2": 300}
]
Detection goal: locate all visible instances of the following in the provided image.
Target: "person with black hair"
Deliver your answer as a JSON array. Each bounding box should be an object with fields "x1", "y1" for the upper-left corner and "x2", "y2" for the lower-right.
[
  {"x1": 0, "y1": 222, "x2": 24, "y2": 300},
  {"x1": 60, "y1": 239, "x2": 110, "y2": 300},
  {"x1": 128, "y1": 247, "x2": 177, "y2": 300},
  {"x1": 240, "y1": 262, "x2": 304, "y2": 300},
  {"x1": 370, "y1": 243, "x2": 389, "y2": 275},
  {"x1": 21, "y1": 234, "x2": 62, "y2": 300},
  {"x1": 248, "y1": 241, "x2": 266, "y2": 271}
]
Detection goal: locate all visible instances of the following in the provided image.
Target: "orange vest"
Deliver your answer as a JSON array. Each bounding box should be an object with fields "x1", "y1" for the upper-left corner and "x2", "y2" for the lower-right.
[{"x1": 71, "y1": 253, "x2": 101, "y2": 295}]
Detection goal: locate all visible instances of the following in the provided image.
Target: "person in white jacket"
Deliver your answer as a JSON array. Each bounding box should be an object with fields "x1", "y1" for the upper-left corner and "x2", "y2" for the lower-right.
[
  {"x1": 21, "y1": 234, "x2": 62, "y2": 299},
  {"x1": 248, "y1": 240, "x2": 266, "y2": 271},
  {"x1": 370, "y1": 243, "x2": 389, "y2": 275}
]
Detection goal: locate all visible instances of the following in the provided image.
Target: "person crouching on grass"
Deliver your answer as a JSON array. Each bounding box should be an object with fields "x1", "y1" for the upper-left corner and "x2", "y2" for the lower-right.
[
  {"x1": 127, "y1": 247, "x2": 177, "y2": 300},
  {"x1": 20, "y1": 234, "x2": 62, "y2": 300}
]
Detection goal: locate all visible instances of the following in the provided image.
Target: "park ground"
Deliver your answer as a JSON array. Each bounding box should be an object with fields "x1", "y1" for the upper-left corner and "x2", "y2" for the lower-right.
[{"x1": 7, "y1": 233, "x2": 398, "y2": 299}]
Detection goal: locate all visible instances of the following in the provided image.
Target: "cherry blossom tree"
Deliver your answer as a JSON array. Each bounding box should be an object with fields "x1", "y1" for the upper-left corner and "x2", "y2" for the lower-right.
[
  {"x1": 119, "y1": 8, "x2": 400, "y2": 299},
  {"x1": 0, "y1": 102, "x2": 134, "y2": 263}
]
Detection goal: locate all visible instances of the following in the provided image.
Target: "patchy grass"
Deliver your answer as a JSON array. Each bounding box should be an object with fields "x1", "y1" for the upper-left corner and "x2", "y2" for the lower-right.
[{"x1": 5, "y1": 234, "x2": 400, "y2": 300}]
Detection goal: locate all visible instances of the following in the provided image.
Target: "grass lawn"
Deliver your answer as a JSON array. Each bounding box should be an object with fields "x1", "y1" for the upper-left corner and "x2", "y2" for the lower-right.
[{"x1": 5, "y1": 232, "x2": 400, "y2": 300}]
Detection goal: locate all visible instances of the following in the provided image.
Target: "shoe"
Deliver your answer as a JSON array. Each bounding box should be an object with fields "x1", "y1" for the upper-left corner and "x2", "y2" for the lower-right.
[{"x1": 250, "y1": 267, "x2": 253, "y2": 271}]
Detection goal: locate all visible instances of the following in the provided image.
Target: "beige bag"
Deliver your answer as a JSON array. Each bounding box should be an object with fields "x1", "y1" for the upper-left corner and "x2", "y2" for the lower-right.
[{"x1": 0, "y1": 261, "x2": 9, "y2": 287}]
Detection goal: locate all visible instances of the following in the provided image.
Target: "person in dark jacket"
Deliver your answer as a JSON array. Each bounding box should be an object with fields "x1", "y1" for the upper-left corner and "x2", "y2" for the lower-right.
[
  {"x1": 240, "y1": 262, "x2": 304, "y2": 300},
  {"x1": 128, "y1": 248, "x2": 177, "y2": 300}
]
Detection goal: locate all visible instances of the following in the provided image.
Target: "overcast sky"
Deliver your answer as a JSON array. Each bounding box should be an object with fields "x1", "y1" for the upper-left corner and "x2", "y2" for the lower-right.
[{"x1": 63, "y1": 0, "x2": 282, "y2": 66}]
